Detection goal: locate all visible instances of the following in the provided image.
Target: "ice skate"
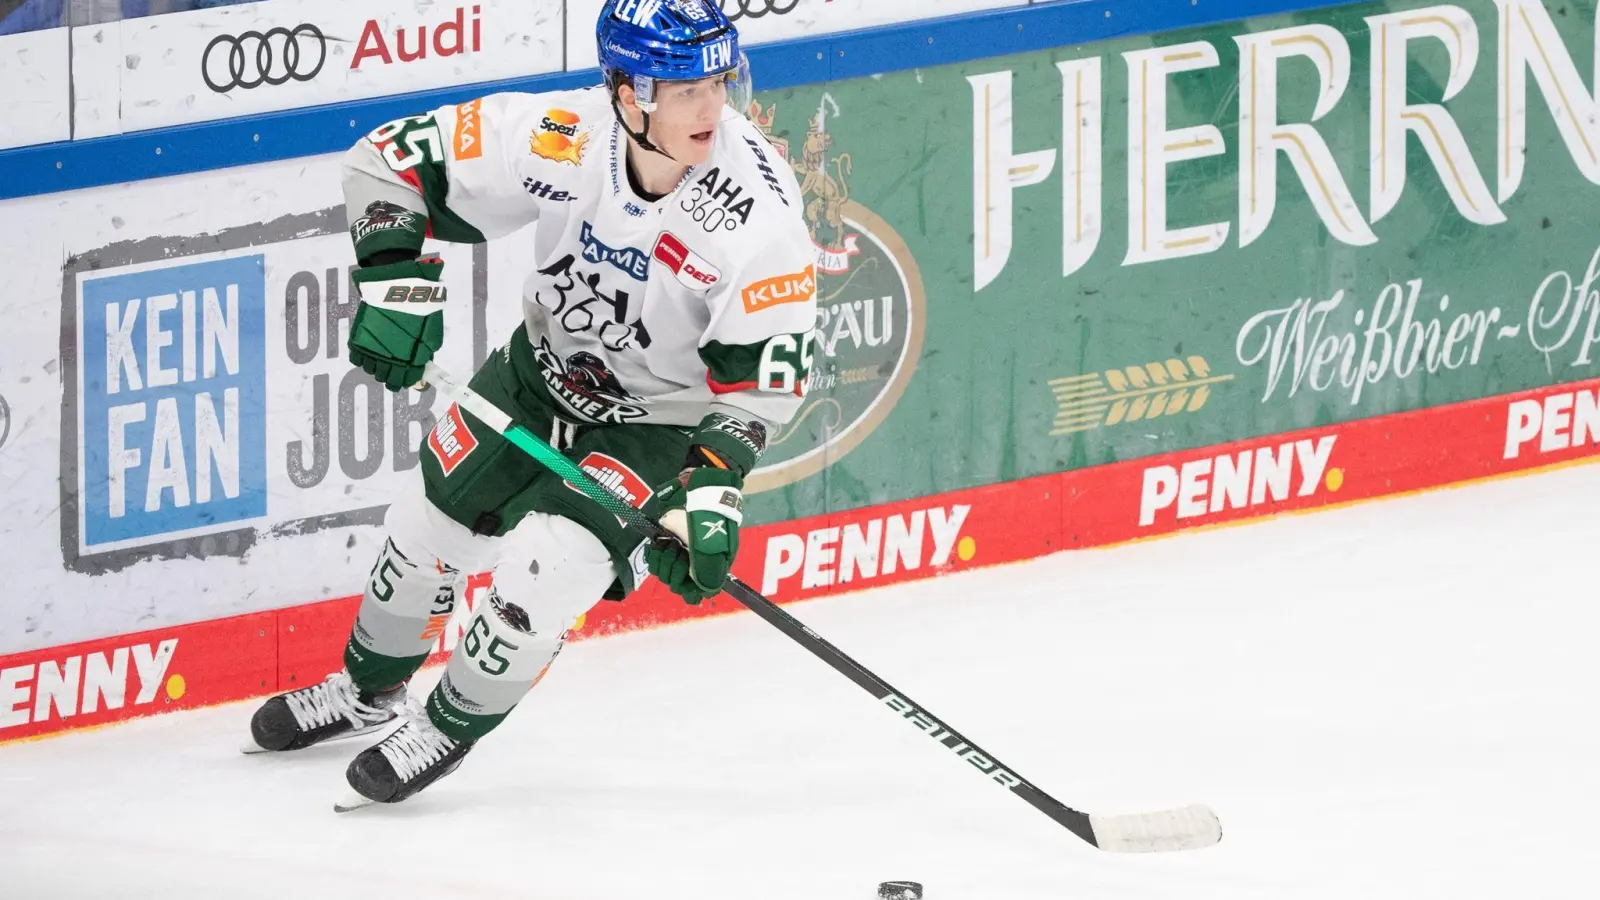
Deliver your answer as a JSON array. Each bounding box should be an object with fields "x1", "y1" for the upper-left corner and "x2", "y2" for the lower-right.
[
  {"x1": 243, "y1": 671, "x2": 405, "y2": 754},
  {"x1": 334, "y1": 699, "x2": 475, "y2": 811}
]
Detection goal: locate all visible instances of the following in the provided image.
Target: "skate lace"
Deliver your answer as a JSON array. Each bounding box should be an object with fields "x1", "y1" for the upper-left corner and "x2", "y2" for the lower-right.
[
  {"x1": 284, "y1": 672, "x2": 390, "y2": 732},
  {"x1": 377, "y1": 699, "x2": 458, "y2": 782}
]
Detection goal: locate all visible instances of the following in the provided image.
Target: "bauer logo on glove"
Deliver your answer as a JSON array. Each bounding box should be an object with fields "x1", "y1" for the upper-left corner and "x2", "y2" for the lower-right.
[
  {"x1": 348, "y1": 255, "x2": 448, "y2": 392},
  {"x1": 380, "y1": 282, "x2": 448, "y2": 305}
]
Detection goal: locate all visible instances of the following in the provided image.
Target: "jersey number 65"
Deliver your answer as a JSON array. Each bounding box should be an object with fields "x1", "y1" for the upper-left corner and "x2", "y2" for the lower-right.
[{"x1": 759, "y1": 332, "x2": 817, "y2": 397}]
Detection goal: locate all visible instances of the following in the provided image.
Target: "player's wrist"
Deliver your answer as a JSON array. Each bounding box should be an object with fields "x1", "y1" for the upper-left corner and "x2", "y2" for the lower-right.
[
  {"x1": 350, "y1": 199, "x2": 427, "y2": 264},
  {"x1": 683, "y1": 411, "x2": 767, "y2": 479}
]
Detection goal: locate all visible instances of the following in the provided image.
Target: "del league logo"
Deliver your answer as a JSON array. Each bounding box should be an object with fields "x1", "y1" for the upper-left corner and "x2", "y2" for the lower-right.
[{"x1": 653, "y1": 232, "x2": 722, "y2": 291}]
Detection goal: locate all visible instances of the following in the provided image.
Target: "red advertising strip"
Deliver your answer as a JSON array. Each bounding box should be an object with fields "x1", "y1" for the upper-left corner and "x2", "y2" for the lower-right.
[
  {"x1": 276, "y1": 596, "x2": 362, "y2": 692},
  {"x1": 577, "y1": 476, "x2": 1057, "y2": 635},
  {"x1": 6, "y1": 379, "x2": 1599, "y2": 743},
  {"x1": 0, "y1": 610, "x2": 278, "y2": 742},
  {"x1": 1061, "y1": 378, "x2": 1600, "y2": 547},
  {"x1": 729, "y1": 476, "x2": 1060, "y2": 604}
]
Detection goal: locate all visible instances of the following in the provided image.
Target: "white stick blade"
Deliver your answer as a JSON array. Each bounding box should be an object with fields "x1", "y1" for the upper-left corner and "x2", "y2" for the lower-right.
[{"x1": 1090, "y1": 804, "x2": 1222, "y2": 852}]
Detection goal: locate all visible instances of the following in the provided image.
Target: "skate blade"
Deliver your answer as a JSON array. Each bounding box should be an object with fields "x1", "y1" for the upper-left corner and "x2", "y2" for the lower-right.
[{"x1": 334, "y1": 788, "x2": 377, "y2": 814}]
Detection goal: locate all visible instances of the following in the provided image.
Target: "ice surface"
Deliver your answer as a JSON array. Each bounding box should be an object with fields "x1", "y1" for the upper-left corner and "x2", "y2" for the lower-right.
[{"x1": 4, "y1": 464, "x2": 1599, "y2": 899}]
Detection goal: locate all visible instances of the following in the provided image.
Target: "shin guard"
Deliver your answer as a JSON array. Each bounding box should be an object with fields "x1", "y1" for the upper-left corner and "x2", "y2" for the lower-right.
[{"x1": 344, "y1": 537, "x2": 464, "y2": 693}]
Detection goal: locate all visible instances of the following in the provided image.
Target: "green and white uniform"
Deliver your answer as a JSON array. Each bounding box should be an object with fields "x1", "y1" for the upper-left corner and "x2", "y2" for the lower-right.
[{"x1": 338, "y1": 86, "x2": 817, "y2": 740}]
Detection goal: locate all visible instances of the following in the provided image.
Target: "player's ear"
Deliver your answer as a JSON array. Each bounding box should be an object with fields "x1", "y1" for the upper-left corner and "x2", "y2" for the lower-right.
[{"x1": 616, "y1": 83, "x2": 639, "y2": 116}]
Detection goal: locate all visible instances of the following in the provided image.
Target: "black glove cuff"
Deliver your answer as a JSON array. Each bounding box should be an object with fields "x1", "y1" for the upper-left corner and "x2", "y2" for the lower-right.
[
  {"x1": 683, "y1": 412, "x2": 768, "y2": 478},
  {"x1": 362, "y1": 248, "x2": 421, "y2": 268}
]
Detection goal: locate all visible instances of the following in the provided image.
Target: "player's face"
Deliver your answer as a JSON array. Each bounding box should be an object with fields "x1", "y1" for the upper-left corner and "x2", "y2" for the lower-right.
[{"x1": 648, "y1": 76, "x2": 727, "y2": 165}]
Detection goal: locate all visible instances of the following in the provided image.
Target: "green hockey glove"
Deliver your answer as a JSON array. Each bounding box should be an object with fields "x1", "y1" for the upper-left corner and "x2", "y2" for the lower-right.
[
  {"x1": 644, "y1": 412, "x2": 767, "y2": 604},
  {"x1": 647, "y1": 466, "x2": 745, "y2": 605},
  {"x1": 348, "y1": 257, "x2": 447, "y2": 391}
]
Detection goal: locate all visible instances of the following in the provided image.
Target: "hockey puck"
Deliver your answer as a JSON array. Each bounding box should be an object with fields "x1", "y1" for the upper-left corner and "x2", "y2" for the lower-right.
[{"x1": 878, "y1": 882, "x2": 922, "y2": 900}]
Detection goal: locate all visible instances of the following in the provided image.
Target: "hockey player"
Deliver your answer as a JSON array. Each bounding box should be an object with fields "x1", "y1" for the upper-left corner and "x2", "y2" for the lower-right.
[{"x1": 244, "y1": 0, "x2": 818, "y2": 810}]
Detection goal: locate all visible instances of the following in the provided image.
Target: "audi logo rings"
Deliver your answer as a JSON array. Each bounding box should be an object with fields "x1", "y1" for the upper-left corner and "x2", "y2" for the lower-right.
[
  {"x1": 202, "y1": 24, "x2": 327, "y2": 93},
  {"x1": 719, "y1": 0, "x2": 800, "y2": 21}
]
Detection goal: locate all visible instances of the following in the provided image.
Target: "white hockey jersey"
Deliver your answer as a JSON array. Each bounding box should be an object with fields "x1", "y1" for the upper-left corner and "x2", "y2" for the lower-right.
[{"x1": 341, "y1": 85, "x2": 817, "y2": 434}]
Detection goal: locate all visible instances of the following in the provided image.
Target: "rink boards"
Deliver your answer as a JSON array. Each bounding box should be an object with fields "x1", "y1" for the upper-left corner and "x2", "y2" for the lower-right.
[
  {"x1": 11, "y1": 0, "x2": 1600, "y2": 741},
  {"x1": 4, "y1": 376, "x2": 1598, "y2": 742}
]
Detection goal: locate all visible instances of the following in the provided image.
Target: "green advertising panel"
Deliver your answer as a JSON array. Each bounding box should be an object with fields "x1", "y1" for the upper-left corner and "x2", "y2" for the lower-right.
[{"x1": 743, "y1": 0, "x2": 1600, "y2": 525}]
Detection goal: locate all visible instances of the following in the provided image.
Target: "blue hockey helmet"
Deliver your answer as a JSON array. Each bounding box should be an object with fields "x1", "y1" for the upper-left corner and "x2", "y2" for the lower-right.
[{"x1": 596, "y1": 0, "x2": 752, "y2": 115}]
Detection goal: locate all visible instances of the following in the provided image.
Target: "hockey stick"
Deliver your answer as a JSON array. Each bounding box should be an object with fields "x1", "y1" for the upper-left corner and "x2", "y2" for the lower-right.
[{"x1": 420, "y1": 361, "x2": 1222, "y2": 853}]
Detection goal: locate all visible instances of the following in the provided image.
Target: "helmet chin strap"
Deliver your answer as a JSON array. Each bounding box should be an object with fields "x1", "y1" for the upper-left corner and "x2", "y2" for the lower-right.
[{"x1": 610, "y1": 94, "x2": 678, "y2": 164}]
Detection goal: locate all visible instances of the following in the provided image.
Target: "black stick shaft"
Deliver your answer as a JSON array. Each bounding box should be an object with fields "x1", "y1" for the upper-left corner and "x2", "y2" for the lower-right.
[
  {"x1": 422, "y1": 361, "x2": 1105, "y2": 846},
  {"x1": 716, "y1": 575, "x2": 1098, "y2": 845}
]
